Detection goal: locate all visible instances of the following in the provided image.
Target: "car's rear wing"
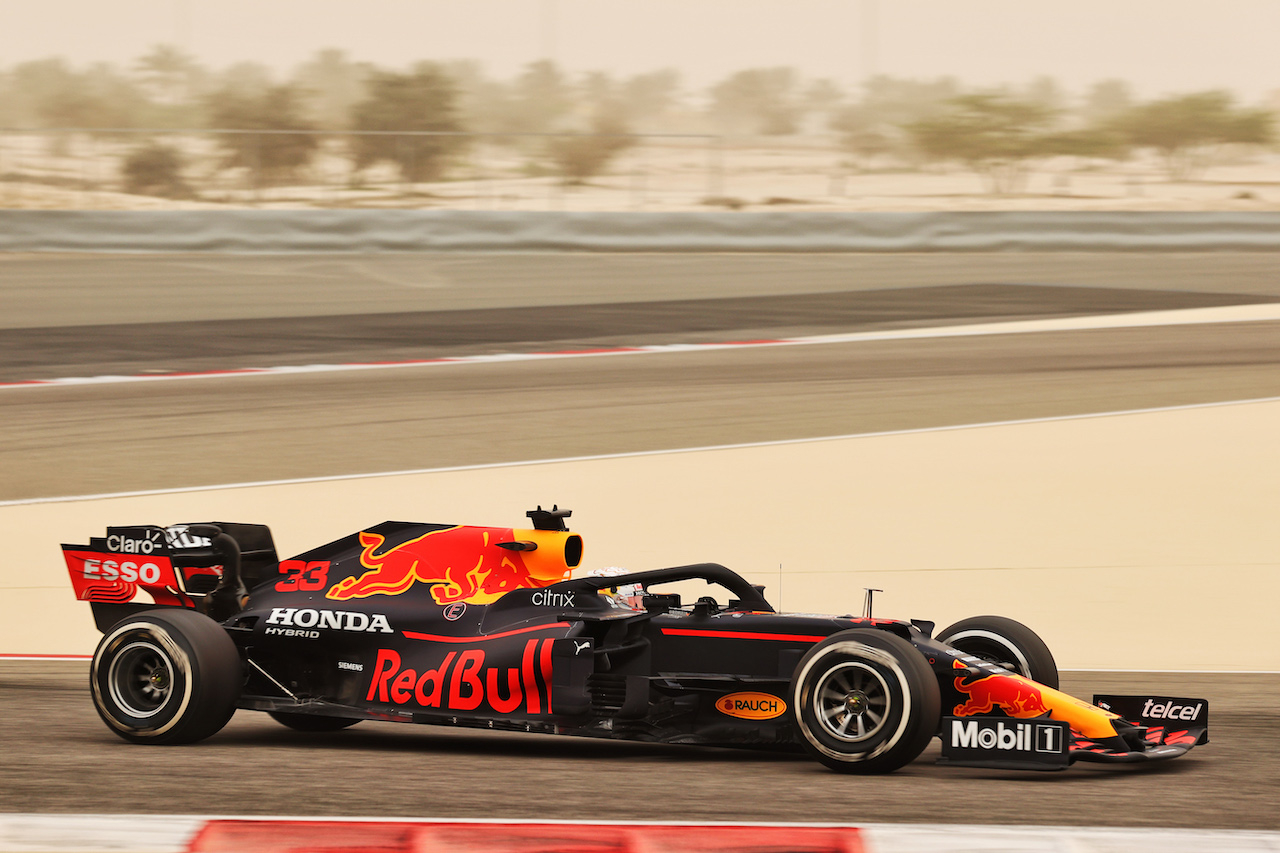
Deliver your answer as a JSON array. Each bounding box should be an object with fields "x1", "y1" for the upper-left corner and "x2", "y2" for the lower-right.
[{"x1": 62, "y1": 522, "x2": 278, "y2": 631}]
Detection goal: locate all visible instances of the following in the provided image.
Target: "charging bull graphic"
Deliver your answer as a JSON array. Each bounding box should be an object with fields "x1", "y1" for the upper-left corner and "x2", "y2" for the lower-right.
[
  {"x1": 953, "y1": 673, "x2": 1052, "y2": 718},
  {"x1": 326, "y1": 525, "x2": 581, "y2": 606}
]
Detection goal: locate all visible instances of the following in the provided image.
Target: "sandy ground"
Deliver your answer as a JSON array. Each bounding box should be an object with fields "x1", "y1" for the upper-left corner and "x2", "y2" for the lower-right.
[
  {"x1": 3, "y1": 135, "x2": 1280, "y2": 211},
  {"x1": 3, "y1": 395, "x2": 1278, "y2": 670}
]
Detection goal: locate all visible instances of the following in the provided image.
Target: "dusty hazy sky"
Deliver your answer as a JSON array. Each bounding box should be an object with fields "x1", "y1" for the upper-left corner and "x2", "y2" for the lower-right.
[{"x1": 2, "y1": 0, "x2": 1278, "y2": 100}]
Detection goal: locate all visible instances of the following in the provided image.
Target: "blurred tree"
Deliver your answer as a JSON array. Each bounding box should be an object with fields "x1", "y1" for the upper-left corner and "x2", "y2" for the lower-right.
[
  {"x1": 212, "y1": 62, "x2": 274, "y2": 100},
  {"x1": 0, "y1": 58, "x2": 151, "y2": 164},
  {"x1": 1081, "y1": 79, "x2": 1134, "y2": 126},
  {"x1": 349, "y1": 62, "x2": 464, "y2": 182},
  {"x1": 830, "y1": 75, "x2": 959, "y2": 166},
  {"x1": 207, "y1": 83, "x2": 318, "y2": 185},
  {"x1": 81, "y1": 63, "x2": 151, "y2": 128},
  {"x1": 545, "y1": 113, "x2": 634, "y2": 184},
  {"x1": 580, "y1": 70, "x2": 617, "y2": 114},
  {"x1": 135, "y1": 44, "x2": 203, "y2": 102},
  {"x1": 708, "y1": 67, "x2": 801, "y2": 135},
  {"x1": 1113, "y1": 90, "x2": 1273, "y2": 180},
  {"x1": 572, "y1": 69, "x2": 683, "y2": 134},
  {"x1": 904, "y1": 92, "x2": 1059, "y2": 193},
  {"x1": 121, "y1": 142, "x2": 192, "y2": 198},
  {"x1": 1023, "y1": 75, "x2": 1068, "y2": 114},
  {"x1": 804, "y1": 78, "x2": 845, "y2": 115},
  {"x1": 133, "y1": 44, "x2": 207, "y2": 126},
  {"x1": 0, "y1": 69, "x2": 14, "y2": 126},
  {"x1": 859, "y1": 75, "x2": 960, "y2": 129},
  {"x1": 9, "y1": 59, "x2": 95, "y2": 128},
  {"x1": 443, "y1": 59, "x2": 513, "y2": 136},
  {"x1": 620, "y1": 69, "x2": 682, "y2": 129},
  {"x1": 505, "y1": 60, "x2": 575, "y2": 133},
  {"x1": 829, "y1": 104, "x2": 893, "y2": 169},
  {"x1": 291, "y1": 49, "x2": 371, "y2": 131},
  {"x1": 1038, "y1": 127, "x2": 1131, "y2": 162}
]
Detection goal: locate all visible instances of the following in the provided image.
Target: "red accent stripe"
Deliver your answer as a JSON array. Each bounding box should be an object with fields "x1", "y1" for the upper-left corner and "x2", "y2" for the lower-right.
[
  {"x1": 187, "y1": 820, "x2": 867, "y2": 853},
  {"x1": 0, "y1": 653, "x2": 91, "y2": 660},
  {"x1": 539, "y1": 638, "x2": 554, "y2": 715},
  {"x1": 522, "y1": 640, "x2": 540, "y2": 714},
  {"x1": 660, "y1": 628, "x2": 828, "y2": 642},
  {"x1": 403, "y1": 622, "x2": 570, "y2": 643}
]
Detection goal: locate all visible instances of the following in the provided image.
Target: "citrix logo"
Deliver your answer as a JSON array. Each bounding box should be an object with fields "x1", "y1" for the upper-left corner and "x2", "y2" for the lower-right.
[{"x1": 531, "y1": 590, "x2": 575, "y2": 607}]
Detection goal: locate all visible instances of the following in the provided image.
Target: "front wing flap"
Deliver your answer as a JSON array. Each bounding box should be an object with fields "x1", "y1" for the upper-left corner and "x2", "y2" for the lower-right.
[
  {"x1": 938, "y1": 687, "x2": 1209, "y2": 770},
  {"x1": 1069, "y1": 694, "x2": 1209, "y2": 764}
]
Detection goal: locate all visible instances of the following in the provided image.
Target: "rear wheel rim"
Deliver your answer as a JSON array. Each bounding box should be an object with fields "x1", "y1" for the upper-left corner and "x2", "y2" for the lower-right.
[
  {"x1": 108, "y1": 641, "x2": 175, "y2": 718},
  {"x1": 813, "y1": 661, "x2": 892, "y2": 743}
]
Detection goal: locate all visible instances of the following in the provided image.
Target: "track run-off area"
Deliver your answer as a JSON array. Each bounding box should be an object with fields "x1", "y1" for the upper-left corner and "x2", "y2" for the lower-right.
[{"x1": 1, "y1": 251, "x2": 1278, "y2": 835}]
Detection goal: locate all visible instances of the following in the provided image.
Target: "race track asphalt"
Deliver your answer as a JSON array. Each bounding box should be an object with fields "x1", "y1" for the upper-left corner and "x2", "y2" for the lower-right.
[
  {"x1": 2, "y1": 251, "x2": 1278, "y2": 826},
  {"x1": 3, "y1": 253, "x2": 1279, "y2": 501},
  {"x1": 1, "y1": 661, "x2": 1276, "y2": 829}
]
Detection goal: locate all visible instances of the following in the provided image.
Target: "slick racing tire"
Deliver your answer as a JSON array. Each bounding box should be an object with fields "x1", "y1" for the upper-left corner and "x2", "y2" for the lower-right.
[
  {"x1": 791, "y1": 628, "x2": 940, "y2": 774},
  {"x1": 937, "y1": 615, "x2": 1059, "y2": 689},
  {"x1": 91, "y1": 608, "x2": 242, "y2": 745},
  {"x1": 269, "y1": 711, "x2": 361, "y2": 732}
]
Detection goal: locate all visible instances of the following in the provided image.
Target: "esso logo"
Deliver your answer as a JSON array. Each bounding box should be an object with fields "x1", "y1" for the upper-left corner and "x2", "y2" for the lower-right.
[{"x1": 83, "y1": 558, "x2": 162, "y2": 584}]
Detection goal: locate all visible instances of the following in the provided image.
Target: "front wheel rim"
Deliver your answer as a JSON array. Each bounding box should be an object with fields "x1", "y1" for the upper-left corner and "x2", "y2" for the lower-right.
[
  {"x1": 108, "y1": 641, "x2": 175, "y2": 718},
  {"x1": 813, "y1": 661, "x2": 892, "y2": 743},
  {"x1": 944, "y1": 629, "x2": 1031, "y2": 676}
]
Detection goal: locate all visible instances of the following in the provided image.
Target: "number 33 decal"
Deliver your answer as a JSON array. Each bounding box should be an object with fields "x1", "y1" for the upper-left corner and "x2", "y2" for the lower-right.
[{"x1": 275, "y1": 560, "x2": 331, "y2": 592}]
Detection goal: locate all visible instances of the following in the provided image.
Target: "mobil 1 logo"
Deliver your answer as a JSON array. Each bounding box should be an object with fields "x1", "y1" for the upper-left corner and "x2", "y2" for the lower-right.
[{"x1": 939, "y1": 716, "x2": 1070, "y2": 770}]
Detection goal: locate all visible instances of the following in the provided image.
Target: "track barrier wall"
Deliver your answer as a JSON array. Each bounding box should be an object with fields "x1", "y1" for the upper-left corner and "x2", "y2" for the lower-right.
[{"x1": 4, "y1": 210, "x2": 1280, "y2": 253}]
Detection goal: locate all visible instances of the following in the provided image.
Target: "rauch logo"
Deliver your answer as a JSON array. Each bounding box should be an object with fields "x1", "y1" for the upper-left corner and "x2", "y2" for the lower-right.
[{"x1": 716, "y1": 692, "x2": 786, "y2": 720}]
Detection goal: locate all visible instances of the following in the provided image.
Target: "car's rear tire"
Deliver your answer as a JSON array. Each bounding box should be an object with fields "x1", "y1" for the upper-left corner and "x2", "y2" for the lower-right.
[
  {"x1": 937, "y1": 615, "x2": 1058, "y2": 689},
  {"x1": 91, "y1": 608, "x2": 242, "y2": 744},
  {"x1": 791, "y1": 628, "x2": 940, "y2": 774},
  {"x1": 269, "y1": 711, "x2": 361, "y2": 732}
]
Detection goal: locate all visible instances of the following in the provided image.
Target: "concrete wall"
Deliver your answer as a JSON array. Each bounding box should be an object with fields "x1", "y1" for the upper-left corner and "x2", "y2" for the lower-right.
[
  {"x1": 3, "y1": 398, "x2": 1276, "y2": 670},
  {"x1": 4, "y1": 210, "x2": 1280, "y2": 253}
]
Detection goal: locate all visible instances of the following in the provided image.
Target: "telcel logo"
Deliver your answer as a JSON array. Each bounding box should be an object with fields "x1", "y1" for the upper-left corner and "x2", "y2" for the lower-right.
[
  {"x1": 716, "y1": 692, "x2": 786, "y2": 720},
  {"x1": 1142, "y1": 699, "x2": 1203, "y2": 721}
]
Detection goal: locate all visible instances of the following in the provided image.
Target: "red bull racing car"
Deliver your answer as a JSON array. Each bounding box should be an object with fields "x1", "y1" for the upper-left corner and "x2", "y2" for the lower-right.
[{"x1": 63, "y1": 507, "x2": 1208, "y2": 773}]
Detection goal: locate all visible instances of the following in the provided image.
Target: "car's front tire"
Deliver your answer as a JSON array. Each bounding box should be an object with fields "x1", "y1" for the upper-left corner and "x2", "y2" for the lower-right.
[
  {"x1": 91, "y1": 608, "x2": 242, "y2": 744},
  {"x1": 791, "y1": 628, "x2": 940, "y2": 773},
  {"x1": 937, "y1": 615, "x2": 1058, "y2": 689}
]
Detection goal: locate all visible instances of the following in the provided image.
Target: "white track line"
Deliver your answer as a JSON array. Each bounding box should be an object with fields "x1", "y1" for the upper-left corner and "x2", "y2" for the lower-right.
[
  {"x1": 4, "y1": 302, "x2": 1279, "y2": 391},
  {"x1": 3, "y1": 394, "x2": 1278, "y2": 508}
]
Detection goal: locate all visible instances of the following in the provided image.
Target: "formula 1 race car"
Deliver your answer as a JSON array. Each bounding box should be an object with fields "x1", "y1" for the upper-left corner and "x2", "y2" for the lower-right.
[{"x1": 62, "y1": 508, "x2": 1208, "y2": 773}]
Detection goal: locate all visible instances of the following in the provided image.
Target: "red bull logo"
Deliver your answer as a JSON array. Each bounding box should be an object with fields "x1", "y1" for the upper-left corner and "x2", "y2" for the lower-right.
[
  {"x1": 365, "y1": 639, "x2": 554, "y2": 715},
  {"x1": 326, "y1": 526, "x2": 582, "y2": 606},
  {"x1": 953, "y1": 673, "x2": 1051, "y2": 718}
]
